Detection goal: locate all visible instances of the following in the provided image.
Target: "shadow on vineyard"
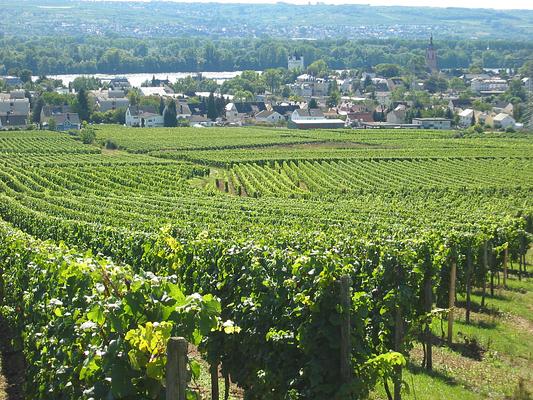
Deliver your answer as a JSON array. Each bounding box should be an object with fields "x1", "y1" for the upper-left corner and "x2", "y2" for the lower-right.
[{"x1": 0, "y1": 317, "x2": 24, "y2": 400}]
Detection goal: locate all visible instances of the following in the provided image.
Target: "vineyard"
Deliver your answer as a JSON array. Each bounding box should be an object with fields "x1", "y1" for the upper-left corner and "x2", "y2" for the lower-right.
[{"x1": 0, "y1": 126, "x2": 532, "y2": 400}]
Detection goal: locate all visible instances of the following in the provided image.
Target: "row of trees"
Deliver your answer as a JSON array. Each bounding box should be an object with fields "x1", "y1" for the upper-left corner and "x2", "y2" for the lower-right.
[{"x1": 1, "y1": 36, "x2": 532, "y2": 76}]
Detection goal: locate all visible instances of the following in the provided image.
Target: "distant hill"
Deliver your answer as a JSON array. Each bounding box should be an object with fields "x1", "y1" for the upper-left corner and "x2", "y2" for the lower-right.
[{"x1": 1, "y1": 1, "x2": 532, "y2": 39}]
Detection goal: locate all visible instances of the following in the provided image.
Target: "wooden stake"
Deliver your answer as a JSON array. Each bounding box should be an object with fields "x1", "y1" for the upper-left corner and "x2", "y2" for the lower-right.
[
  {"x1": 448, "y1": 260, "x2": 457, "y2": 345},
  {"x1": 166, "y1": 337, "x2": 188, "y2": 400},
  {"x1": 481, "y1": 242, "x2": 488, "y2": 307},
  {"x1": 210, "y1": 362, "x2": 219, "y2": 400},
  {"x1": 503, "y1": 247, "x2": 508, "y2": 288},
  {"x1": 423, "y1": 271, "x2": 433, "y2": 370},
  {"x1": 465, "y1": 249, "x2": 472, "y2": 324},
  {"x1": 340, "y1": 275, "x2": 352, "y2": 384},
  {"x1": 394, "y1": 303, "x2": 403, "y2": 400}
]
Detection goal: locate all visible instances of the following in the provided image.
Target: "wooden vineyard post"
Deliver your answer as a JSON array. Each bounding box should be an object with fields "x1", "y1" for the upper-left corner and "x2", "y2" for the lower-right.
[
  {"x1": 394, "y1": 302, "x2": 403, "y2": 400},
  {"x1": 166, "y1": 337, "x2": 188, "y2": 400},
  {"x1": 465, "y1": 249, "x2": 473, "y2": 324},
  {"x1": 210, "y1": 362, "x2": 220, "y2": 400},
  {"x1": 448, "y1": 260, "x2": 457, "y2": 345},
  {"x1": 224, "y1": 372, "x2": 230, "y2": 400},
  {"x1": 339, "y1": 274, "x2": 352, "y2": 385},
  {"x1": 503, "y1": 247, "x2": 508, "y2": 288},
  {"x1": 481, "y1": 241, "x2": 488, "y2": 307},
  {"x1": 423, "y1": 271, "x2": 433, "y2": 370}
]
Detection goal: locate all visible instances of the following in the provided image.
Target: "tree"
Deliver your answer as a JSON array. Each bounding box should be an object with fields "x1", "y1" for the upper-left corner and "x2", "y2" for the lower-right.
[
  {"x1": 32, "y1": 97, "x2": 44, "y2": 124},
  {"x1": 262, "y1": 69, "x2": 282, "y2": 93},
  {"x1": 234, "y1": 90, "x2": 254, "y2": 103},
  {"x1": 159, "y1": 97, "x2": 165, "y2": 115},
  {"x1": 163, "y1": 99, "x2": 177, "y2": 127},
  {"x1": 127, "y1": 89, "x2": 141, "y2": 107},
  {"x1": 72, "y1": 76, "x2": 101, "y2": 92},
  {"x1": 19, "y1": 69, "x2": 32, "y2": 84},
  {"x1": 327, "y1": 90, "x2": 340, "y2": 107},
  {"x1": 207, "y1": 92, "x2": 217, "y2": 120},
  {"x1": 375, "y1": 63, "x2": 401, "y2": 78},
  {"x1": 504, "y1": 79, "x2": 527, "y2": 102},
  {"x1": 308, "y1": 98, "x2": 318, "y2": 109},
  {"x1": 449, "y1": 77, "x2": 466, "y2": 91},
  {"x1": 307, "y1": 60, "x2": 328, "y2": 77},
  {"x1": 47, "y1": 118, "x2": 57, "y2": 131},
  {"x1": 424, "y1": 76, "x2": 448, "y2": 93},
  {"x1": 75, "y1": 88, "x2": 90, "y2": 122},
  {"x1": 518, "y1": 60, "x2": 533, "y2": 78}
]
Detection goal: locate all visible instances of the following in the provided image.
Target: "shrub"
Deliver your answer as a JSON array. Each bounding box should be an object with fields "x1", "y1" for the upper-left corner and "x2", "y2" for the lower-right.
[
  {"x1": 80, "y1": 127, "x2": 96, "y2": 144},
  {"x1": 104, "y1": 138, "x2": 119, "y2": 150}
]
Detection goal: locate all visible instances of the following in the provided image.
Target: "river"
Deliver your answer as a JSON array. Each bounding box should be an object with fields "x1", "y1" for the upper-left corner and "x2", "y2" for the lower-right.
[{"x1": 31, "y1": 71, "x2": 258, "y2": 88}]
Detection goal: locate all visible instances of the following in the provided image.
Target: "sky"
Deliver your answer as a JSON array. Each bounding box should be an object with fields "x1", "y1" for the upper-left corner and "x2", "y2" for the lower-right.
[{"x1": 114, "y1": 0, "x2": 533, "y2": 10}]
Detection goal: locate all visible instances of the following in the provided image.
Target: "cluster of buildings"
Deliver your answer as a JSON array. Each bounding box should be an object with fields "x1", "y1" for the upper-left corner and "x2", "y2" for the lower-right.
[{"x1": 1, "y1": 36, "x2": 530, "y2": 131}]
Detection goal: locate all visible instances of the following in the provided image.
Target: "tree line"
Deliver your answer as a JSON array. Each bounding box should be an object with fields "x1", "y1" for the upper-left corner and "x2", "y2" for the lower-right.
[{"x1": 1, "y1": 36, "x2": 532, "y2": 76}]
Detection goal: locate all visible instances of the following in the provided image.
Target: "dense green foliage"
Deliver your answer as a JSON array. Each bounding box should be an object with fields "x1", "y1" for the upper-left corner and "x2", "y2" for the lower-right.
[
  {"x1": 1, "y1": 36, "x2": 532, "y2": 75},
  {"x1": 0, "y1": 220, "x2": 222, "y2": 399},
  {"x1": 0, "y1": 126, "x2": 531, "y2": 399}
]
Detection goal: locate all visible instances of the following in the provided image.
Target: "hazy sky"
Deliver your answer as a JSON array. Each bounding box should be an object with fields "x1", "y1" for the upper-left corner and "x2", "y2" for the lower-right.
[{"x1": 124, "y1": 0, "x2": 533, "y2": 10}]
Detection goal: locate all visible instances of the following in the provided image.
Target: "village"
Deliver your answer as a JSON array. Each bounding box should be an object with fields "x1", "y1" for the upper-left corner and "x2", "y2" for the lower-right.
[{"x1": 1, "y1": 37, "x2": 532, "y2": 132}]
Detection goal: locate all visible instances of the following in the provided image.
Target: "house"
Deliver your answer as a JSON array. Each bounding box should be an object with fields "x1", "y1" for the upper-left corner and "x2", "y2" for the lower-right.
[
  {"x1": 471, "y1": 78, "x2": 508, "y2": 93},
  {"x1": 289, "y1": 108, "x2": 345, "y2": 130},
  {"x1": 95, "y1": 90, "x2": 130, "y2": 112},
  {"x1": 371, "y1": 78, "x2": 389, "y2": 91},
  {"x1": 272, "y1": 104, "x2": 300, "y2": 120},
  {"x1": 492, "y1": 113, "x2": 516, "y2": 130},
  {"x1": 458, "y1": 109, "x2": 475, "y2": 127},
  {"x1": 0, "y1": 76, "x2": 24, "y2": 87},
  {"x1": 339, "y1": 78, "x2": 354, "y2": 93},
  {"x1": 0, "y1": 97, "x2": 30, "y2": 116},
  {"x1": 109, "y1": 77, "x2": 131, "y2": 90},
  {"x1": 386, "y1": 104, "x2": 407, "y2": 124},
  {"x1": 412, "y1": 118, "x2": 451, "y2": 130},
  {"x1": 387, "y1": 78, "x2": 405, "y2": 91},
  {"x1": 188, "y1": 102, "x2": 207, "y2": 117},
  {"x1": 52, "y1": 113, "x2": 81, "y2": 131},
  {"x1": 225, "y1": 102, "x2": 266, "y2": 122},
  {"x1": 474, "y1": 111, "x2": 490, "y2": 125},
  {"x1": 375, "y1": 91, "x2": 392, "y2": 106},
  {"x1": 323, "y1": 108, "x2": 343, "y2": 119},
  {"x1": 492, "y1": 102, "x2": 514, "y2": 115},
  {"x1": 125, "y1": 106, "x2": 164, "y2": 128},
  {"x1": 0, "y1": 114, "x2": 28, "y2": 128},
  {"x1": 346, "y1": 112, "x2": 374, "y2": 127},
  {"x1": 448, "y1": 98, "x2": 472, "y2": 112},
  {"x1": 176, "y1": 102, "x2": 192, "y2": 120},
  {"x1": 255, "y1": 110, "x2": 284, "y2": 124},
  {"x1": 190, "y1": 115, "x2": 214, "y2": 126},
  {"x1": 140, "y1": 86, "x2": 173, "y2": 97},
  {"x1": 40, "y1": 105, "x2": 81, "y2": 130}
]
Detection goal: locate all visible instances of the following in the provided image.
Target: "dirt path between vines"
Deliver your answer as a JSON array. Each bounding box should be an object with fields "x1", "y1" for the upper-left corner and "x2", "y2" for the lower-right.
[{"x1": 0, "y1": 317, "x2": 24, "y2": 400}]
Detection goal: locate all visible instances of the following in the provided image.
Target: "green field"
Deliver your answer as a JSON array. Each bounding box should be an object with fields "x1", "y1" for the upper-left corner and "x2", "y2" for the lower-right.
[{"x1": 0, "y1": 126, "x2": 531, "y2": 399}]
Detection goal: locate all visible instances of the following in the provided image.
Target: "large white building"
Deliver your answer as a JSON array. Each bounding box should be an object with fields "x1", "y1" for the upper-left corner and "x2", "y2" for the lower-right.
[
  {"x1": 288, "y1": 54, "x2": 304, "y2": 71},
  {"x1": 412, "y1": 118, "x2": 451, "y2": 130}
]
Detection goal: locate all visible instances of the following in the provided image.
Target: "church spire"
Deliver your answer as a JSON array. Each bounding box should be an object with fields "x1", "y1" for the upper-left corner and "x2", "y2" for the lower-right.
[{"x1": 425, "y1": 34, "x2": 438, "y2": 72}]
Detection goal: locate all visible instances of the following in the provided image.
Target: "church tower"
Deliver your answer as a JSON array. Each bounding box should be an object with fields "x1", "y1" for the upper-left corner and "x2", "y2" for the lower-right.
[{"x1": 425, "y1": 35, "x2": 438, "y2": 73}]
